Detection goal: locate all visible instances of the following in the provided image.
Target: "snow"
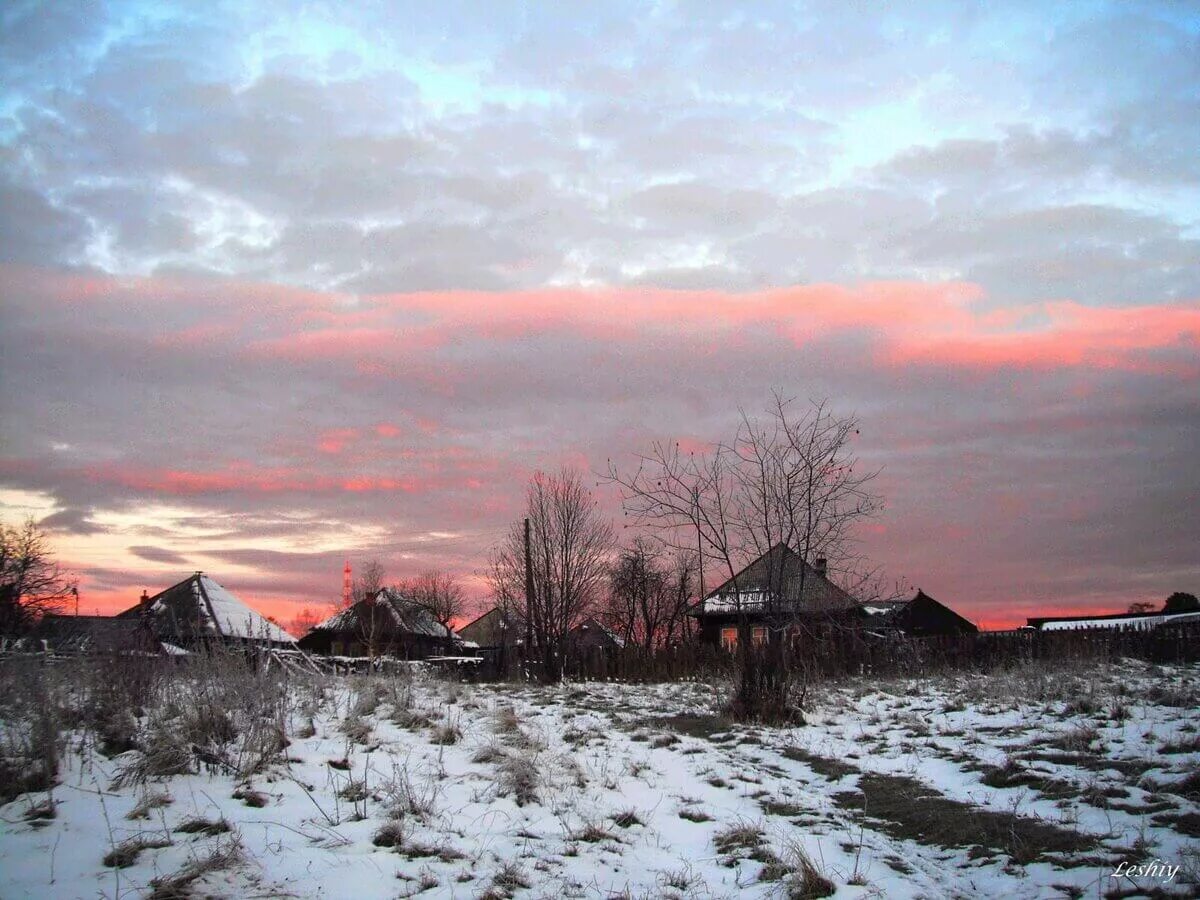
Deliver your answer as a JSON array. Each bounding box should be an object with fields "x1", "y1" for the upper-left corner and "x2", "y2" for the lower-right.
[
  {"x1": 703, "y1": 590, "x2": 771, "y2": 612},
  {"x1": 1042, "y1": 614, "x2": 1161, "y2": 631},
  {"x1": 2, "y1": 659, "x2": 1197, "y2": 898},
  {"x1": 196, "y1": 575, "x2": 296, "y2": 643}
]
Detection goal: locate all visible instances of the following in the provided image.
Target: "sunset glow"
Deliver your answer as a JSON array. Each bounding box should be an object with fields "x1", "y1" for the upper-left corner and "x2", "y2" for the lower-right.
[{"x1": 1, "y1": 2, "x2": 1196, "y2": 630}]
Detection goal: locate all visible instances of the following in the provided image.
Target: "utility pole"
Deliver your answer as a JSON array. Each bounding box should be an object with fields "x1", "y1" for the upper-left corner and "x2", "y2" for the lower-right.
[
  {"x1": 523, "y1": 517, "x2": 534, "y2": 660},
  {"x1": 694, "y1": 486, "x2": 705, "y2": 603}
]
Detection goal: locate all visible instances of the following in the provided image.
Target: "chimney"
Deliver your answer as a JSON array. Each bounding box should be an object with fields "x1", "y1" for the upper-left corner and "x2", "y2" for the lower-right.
[
  {"x1": 139, "y1": 590, "x2": 150, "y2": 608},
  {"x1": 814, "y1": 558, "x2": 827, "y2": 577}
]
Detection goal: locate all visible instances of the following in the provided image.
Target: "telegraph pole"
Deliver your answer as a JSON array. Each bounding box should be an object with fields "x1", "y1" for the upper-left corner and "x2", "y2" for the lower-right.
[{"x1": 523, "y1": 517, "x2": 534, "y2": 658}]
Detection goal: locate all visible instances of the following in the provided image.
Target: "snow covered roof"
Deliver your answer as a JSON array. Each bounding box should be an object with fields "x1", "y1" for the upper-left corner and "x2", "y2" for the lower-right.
[
  {"x1": 697, "y1": 544, "x2": 858, "y2": 615},
  {"x1": 310, "y1": 588, "x2": 457, "y2": 640},
  {"x1": 1029, "y1": 609, "x2": 1200, "y2": 632},
  {"x1": 118, "y1": 573, "x2": 296, "y2": 644}
]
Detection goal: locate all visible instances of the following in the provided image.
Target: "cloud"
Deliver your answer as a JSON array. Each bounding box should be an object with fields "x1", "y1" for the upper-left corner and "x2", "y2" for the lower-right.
[
  {"x1": 1, "y1": 1, "x2": 1197, "y2": 626},
  {"x1": 128, "y1": 545, "x2": 190, "y2": 565}
]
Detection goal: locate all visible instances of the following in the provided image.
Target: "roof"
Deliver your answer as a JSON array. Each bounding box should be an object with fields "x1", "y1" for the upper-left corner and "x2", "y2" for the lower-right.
[
  {"x1": 117, "y1": 573, "x2": 296, "y2": 644},
  {"x1": 310, "y1": 588, "x2": 458, "y2": 640},
  {"x1": 457, "y1": 606, "x2": 523, "y2": 646},
  {"x1": 1027, "y1": 609, "x2": 1200, "y2": 631},
  {"x1": 571, "y1": 617, "x2": 626, "y2": 648},
  {"x1": 857, "y1": 590, "x2": 978, "y2": 635},
  {"x1": 697, "y1": 544, "x2": 858, "y2": 615},
  {"x1": 33, "y1": 614, "x2": 152, "y2": 653}
]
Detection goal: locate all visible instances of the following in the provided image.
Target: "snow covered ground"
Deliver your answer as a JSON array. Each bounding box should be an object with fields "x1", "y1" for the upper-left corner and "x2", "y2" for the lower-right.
[{"x1": 1, "y1": 658, "x2": 1197, "y2": 898}]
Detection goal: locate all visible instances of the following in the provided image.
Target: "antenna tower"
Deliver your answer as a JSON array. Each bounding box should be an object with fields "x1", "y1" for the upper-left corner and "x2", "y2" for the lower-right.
[{"x1": 342, "y1": 560, "x2": 353, "y2": 608}]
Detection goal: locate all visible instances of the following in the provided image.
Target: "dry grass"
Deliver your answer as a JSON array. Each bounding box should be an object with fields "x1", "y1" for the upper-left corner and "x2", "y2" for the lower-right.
[
  {"x1": 175, "y1": 815, "x2": 232, "y2": 836},
  {"x1": 146, "y1": 836, "x2": 242, "y2": 900},
  {"x1": 127, "y1": 790, "x2": 173, "y2": 820},
  {"x1": 103, "y1": 834, "x2": 172, "y2": 868}
]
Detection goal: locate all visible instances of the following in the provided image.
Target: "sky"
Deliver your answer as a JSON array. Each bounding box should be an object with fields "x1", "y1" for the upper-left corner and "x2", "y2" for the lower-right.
[{"x1": 0, "y1": 1, "x2": 1197, "y2": 631}]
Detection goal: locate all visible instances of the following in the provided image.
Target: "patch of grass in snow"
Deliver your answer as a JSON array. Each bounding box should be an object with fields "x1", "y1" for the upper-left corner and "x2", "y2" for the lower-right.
[
  {"x1": 978, "y1": 757, "x2": 1080, "y2": 799},
  {"x1": 232, "y1": 786, "x2": 268, "y2": 808},
  {"x1": 127, "y1": 789, "x2": 173, "y2": 820},
  {"x1": 103, "y1": 834, "x2": 173, "y2": 868},
  {"x1": 767, "y1": 839, "x2": 837, "y2": 898},
  {"x1": 174, "y1": 815, "x2": 232, "y2": 836},
  {"x1": 496, "y1": 753, "x2": 539, "y2": 806},
  {"x1": 1152, "y1": 811, "x2": 1200, "y2": 837},
  {"x1": 760, "y1": 797, "x2": 806, "y2": 817},
  {"x1": 1016, "y1": 748, "x2": 1152, "y2": 777},
  {"x1": 472, "y1": 742, "x2": 508, "y2": 764},
  {"x1": 112, "y1": 730, "x2": 193, "y2": 787},
  {"x1": 611, "y1": 807, "x2": 643, "y2": 828},
  {"x1": 1046, "y1": 724, "x2": 1102, "y2": 753},
  {"x1": 679, "y1": 806, "x2": 713, "y2": 823},
  {"x1": 1159, "y1": 734, "x2": 1200, "y2": 755},
  {"x1": 146, "y1": 836, "x2": 242, "y2": 900},
  {"x1": 373, "y1": 819, "x2": 407, "y2": 847},
  {"x1": 392, "y1": 708, "x2": 435, "y2": 730},
  {"x1": 339, "y1": 715, "x2": 373, "y2": 745},
  {"x1": 482, "y1": 862, "x2": 531, "y2": 898},
  {"x1": 568, "y1": 821, "x2": 617, "y2": 843},
  {"x1": 834, "y1": 772, "x2": 1096, "y2": 864},
  {"x1": 430, "y1": 722, "x2": 461, "y2": 745},
  {"x1": 780, "y1": 746, "x2": 858, "y2": 780},
  {"x1": 22, "y1": 796, "x2": 56, "y2": 821},
  {"x1": 713, "y1": 821, "x2": 774, "y2": 865},
  {"x1": 659, "y1": 713, "x2": 729, "y2": 740}
]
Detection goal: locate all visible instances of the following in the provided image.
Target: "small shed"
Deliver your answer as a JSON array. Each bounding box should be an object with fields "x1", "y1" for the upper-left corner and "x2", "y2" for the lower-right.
[{"x1": 858, "y1": 590, "x2": 978, "y2": 637}]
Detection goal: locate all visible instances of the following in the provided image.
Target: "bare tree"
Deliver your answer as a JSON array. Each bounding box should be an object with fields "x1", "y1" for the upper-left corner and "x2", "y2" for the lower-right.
[
  {"x1": 288, "y1": 607, "x2": 319, "y2": 637},
  {"x1": 352, "y1": 560, "x2": 386, "y2": 605},
  {"x1": 608, "y1": 393, "x2": 882, "y2": 722},
  {"x1": 604, "y1": 539, "x2": 697, "y2": 650},
  {"x1": 0, "y1": 518, "x2": 78, "y2": 634},
  {"x1": 397, "y1": 570, "x2": 465, "y2": 630},
  {"x1": 351, "y1": 559, "x2": 388, "y2": 659},
  {"x1": 488, "y1": 468, "x2": 614, "y2": 683}
]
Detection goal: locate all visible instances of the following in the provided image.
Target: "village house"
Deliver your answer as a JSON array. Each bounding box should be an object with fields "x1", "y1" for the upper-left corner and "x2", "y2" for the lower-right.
[
  {"x1": 298, "y1": 588, "x2": 462, "y2": 659},
  {"x1": 115, "y1": 572, "x2": 296, "y2": 650},
  {"x1": 691, "y1": 544, "x2": 859, "y2": 650},
  {"x1": 28, "y1": 613, "x2": 160, "y2": 655},
  {"x1": 859, "y1": 589, "x2": 978, "y2": 637},
  {"x1": 691, "y1": 544, "x2": 977, "y2": 649}
]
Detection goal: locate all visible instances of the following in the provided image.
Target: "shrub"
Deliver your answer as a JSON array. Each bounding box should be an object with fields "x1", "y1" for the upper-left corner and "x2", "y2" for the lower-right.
[{"x1": 498, "y1": 754, "x2": 539, "y2": 806}]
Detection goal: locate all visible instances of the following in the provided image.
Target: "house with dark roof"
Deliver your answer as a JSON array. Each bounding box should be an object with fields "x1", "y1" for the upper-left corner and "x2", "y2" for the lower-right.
[
  {"x1": 298, "y1": 588, "x2": 462, "y2": 659},
  {"x1": 30, "y1": 614, "x2": 161, "y2": 654},
  {"x1": 858, "y1": 590, "x2": 978, "y2": 637},
  {"x1": 691, "y1": 543, "x2": 859, "y2": 650},
  {"x1": 116, "y1": 573, "x2": 296, "y2": 649},
  {"x1": 457, "y1": 606, "x2": 520, "y2": 652},
  {"x1": 569, "y1": 617, "x2": 626, "y2": 654}
]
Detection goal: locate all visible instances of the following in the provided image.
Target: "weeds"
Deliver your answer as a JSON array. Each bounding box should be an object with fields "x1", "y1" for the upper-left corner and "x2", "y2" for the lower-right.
[
  {"x1": 146, "y1": 836, "x2": 242, "y2": 899},
  {"x1": 103, "y1": 834, "x2": 172, "y2": 868}
]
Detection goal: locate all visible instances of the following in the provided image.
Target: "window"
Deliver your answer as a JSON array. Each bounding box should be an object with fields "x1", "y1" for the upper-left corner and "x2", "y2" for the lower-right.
[{"x1": 722, "y1": 626, "x2": 767, "y2": 650}]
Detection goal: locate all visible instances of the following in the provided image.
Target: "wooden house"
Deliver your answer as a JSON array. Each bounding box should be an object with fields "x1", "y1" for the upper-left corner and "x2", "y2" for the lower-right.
[
  {"x1": 857, "y1": 590, "x2": 978, "y2": 636},
  {"x1": 115, "y1": 573, "x2": 296, "y2": 650},
  {"x1": 298, "y1": 588, "x2": 461, "y2": 659},
  {"x1": 691, "y1": 544, "x2": 858, "y2": 650}
]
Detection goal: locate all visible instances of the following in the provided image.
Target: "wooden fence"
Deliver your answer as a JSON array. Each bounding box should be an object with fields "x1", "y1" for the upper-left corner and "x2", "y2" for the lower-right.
[{"x1": 543, "y1": 623, "x2": 1199, "y2": 683}]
